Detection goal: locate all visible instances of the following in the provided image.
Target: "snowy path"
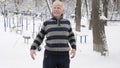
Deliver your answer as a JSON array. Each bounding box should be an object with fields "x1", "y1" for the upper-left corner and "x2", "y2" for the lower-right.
[{"x1": 0, "y1": 27, "x2": 120, "y2": 68}]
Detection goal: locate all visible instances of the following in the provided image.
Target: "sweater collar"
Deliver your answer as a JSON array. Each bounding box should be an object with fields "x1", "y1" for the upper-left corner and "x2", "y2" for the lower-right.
[
  {"x1": 52, "y1": 16, "x2": 63, "y2": 26},
  {"x1": 52, "y1": 16, "x2": 63, "y2": 20}
]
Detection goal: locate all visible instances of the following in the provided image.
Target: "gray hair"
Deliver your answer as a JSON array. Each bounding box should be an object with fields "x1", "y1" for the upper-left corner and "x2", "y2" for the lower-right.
[{"x1": 52, "y1": 0, "x2": 64, "y2": 10}]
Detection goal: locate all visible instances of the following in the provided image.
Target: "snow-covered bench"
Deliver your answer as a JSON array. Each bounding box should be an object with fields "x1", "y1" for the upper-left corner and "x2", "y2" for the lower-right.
[
  {"x1": 75, "y1": 31, "x2": 88, "y2": 44},
  {"x1": 22, "y1": 31, "x2": 31, "y2": 44}
]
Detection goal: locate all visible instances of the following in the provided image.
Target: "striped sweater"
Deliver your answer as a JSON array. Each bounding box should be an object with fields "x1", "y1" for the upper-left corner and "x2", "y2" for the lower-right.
[{"x1": 31, "y1": 17, "x2": 76, "y2": 52}]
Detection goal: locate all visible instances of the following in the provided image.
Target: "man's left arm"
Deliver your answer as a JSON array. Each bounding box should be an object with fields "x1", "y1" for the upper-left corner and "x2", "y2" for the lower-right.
[{"x1": 68, "y1": 23, "x2": 76, "y2": 58}]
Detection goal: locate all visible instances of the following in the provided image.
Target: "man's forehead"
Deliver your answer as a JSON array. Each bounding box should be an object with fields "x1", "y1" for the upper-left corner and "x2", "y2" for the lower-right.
[{"x1": 53, "y1": 4, "x2": 62, "y2": 8}]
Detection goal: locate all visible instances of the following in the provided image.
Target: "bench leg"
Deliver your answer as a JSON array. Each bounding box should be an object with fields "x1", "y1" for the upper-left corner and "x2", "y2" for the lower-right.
[
  {"x1": 27, "y1": 39, "x2": 29, "y2": 44},
  {"x1": 24, "y1": 39, "x2": 29, "y2": 44},
  {"x1": 80, "y1": 35, "x2": 88, "y2": 44}
]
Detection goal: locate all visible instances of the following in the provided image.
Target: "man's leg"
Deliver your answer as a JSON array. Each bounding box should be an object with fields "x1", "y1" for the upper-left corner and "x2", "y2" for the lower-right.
[
  {"x1": 57, "y1": 54, "x2": 70, "y2": 68},
  {"x1": 43, "y1": 50, "x2": 56, "y2": 68}
]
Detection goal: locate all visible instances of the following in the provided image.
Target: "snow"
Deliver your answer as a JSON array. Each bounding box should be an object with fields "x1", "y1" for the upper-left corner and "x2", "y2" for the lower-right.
[
  {"x1": 100, "y1": 14, "x2": 108, "y2": 20},
  {"x1": 0, "y1": 15, "x2": 120, "y2": 68}
]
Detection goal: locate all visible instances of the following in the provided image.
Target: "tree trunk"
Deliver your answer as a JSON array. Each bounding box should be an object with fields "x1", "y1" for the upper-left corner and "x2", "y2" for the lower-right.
[
  {"x1": 35, "y1": 0, "x2": 38, "y2": 7},
  {"x1": 118, "y1": 0, "x2": 120, "y2": 10},
  {"x1": 102, "y1": 0, "x2": 108, "y2": 25},
  {"x1": 85, "y1": 0, "x2": 89, "y2": 18},
  {"x1": 91, "y1": 0, "x2": 108, "y2": 56},
  {"x1": 46, "y1": 0, "x2": 52, "y2": 16},
  {"x1": 102, "y1": 0, "x2": 108, "y2": 18},
  {"x1": 75, "y1": 0, "x2": 81, "y2": 32},
  {"x1": 93, "y1": 20, "x2": 108, "y2": 56},
  {"x1": 52, "y1": 0, "x2": 56, "y2": 3}
]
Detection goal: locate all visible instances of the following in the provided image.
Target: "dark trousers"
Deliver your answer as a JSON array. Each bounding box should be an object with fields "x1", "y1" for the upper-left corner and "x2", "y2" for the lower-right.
[{"x1": 43, "y1": 50, "x2": 70, "y2": 68}]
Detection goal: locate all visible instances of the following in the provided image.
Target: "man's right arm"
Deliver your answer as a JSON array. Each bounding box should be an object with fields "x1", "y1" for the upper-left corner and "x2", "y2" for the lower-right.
[{"x1": 30, "y1": 22, "x2": 46, "y2": 60}]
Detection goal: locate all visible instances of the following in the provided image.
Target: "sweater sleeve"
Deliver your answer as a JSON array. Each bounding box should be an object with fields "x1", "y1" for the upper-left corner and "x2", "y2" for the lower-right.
[
  {"x1": 68, "y1": 22, "x2": 76, "y2": 50},
  {"x1": 30, "y1": 22, "x2": 46, "y2": 50}
]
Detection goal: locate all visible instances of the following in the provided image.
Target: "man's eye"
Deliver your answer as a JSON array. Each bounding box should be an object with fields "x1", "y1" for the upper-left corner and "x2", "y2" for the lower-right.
[{"x1": 57, "y1": 7, "x2": 60, "y2": 9}]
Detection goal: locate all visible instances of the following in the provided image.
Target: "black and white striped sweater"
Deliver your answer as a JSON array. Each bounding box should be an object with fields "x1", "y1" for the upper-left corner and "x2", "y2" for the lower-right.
[{"x1": 31, "y1": 17, "x2": 76, "y2": 52}]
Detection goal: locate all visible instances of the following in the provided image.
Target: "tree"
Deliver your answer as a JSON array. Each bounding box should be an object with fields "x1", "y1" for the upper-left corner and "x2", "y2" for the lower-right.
[
  {"x1": 118, "y1": 0, "x2": 120, "y2": 11},
  {"x1": 102, "y1": 0, "x2": 108, "y2": 25},
  {"x1": 116, "y1": 0, "x2": 120, "y2": 14},
  {"x1": 85, "y1": 0, "x2": 89, "y2": 18},
  {"x1": 52, "y1": 0, "x2": 55, "y2": 3},
  {"x1": 102, "y1": 0, "x2": 108, "y2": 18},
  {"x1": 91, "y1": 0, "x2": 108, "y2": 56},
  {"x1": 75, "y1": 0, "x2": 81, "y2": 32},
  {"x1": 46, "y1": 0, "x2": 52, "y2": 15}
]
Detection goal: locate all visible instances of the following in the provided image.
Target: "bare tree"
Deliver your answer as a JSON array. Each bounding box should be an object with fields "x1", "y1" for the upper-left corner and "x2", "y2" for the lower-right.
[
  {"x1": 75, "y1": 0, "x2": 81, "y2": 31},
  {"x1": 85, "y1": 0, "x2": 89, "y2": 18},
  {"x1": 102, "y1": 0, "x2": 108, "y2": 18},
  {"x1": 118, "y1": 0, "x2": 120, "y2": 12},
  {"x1": 46, "y1": 0, "x2": 52, "y2": 16},
  {"x1": 102, "y1": 0, "x2": 108, "y2": 25},
  {"x1": 91, "y1": 0, "x2": 108, "y2": 56},
  {"x1": 52, "y1": 0, "x2": 55, "y2": 3}
]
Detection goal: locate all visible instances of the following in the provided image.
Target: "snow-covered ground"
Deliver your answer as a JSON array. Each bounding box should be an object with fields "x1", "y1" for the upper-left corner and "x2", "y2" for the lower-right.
[{"x1": 0, "y1": 15, "x2": 120, "y2": 68}]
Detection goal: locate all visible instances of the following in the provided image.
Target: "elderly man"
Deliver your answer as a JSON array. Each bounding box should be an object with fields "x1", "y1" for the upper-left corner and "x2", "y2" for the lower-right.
[{"x1": 30, "y1": 1, "x2": 76, "y2": 68}]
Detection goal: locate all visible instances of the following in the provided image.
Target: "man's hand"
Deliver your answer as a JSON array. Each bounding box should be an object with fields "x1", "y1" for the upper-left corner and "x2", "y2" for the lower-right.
[
  {"x1": 30, "y1": 50, "x2": 36, "y2": 60},
  {"x1": 70, "y1": 49, "x2": 76, "y2": 59}
]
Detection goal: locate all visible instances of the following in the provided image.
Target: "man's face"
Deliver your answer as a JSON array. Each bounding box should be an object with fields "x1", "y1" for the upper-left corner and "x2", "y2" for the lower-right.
[{"x1": 52, "y1": 4, "x2": 64, "y2": 19}]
